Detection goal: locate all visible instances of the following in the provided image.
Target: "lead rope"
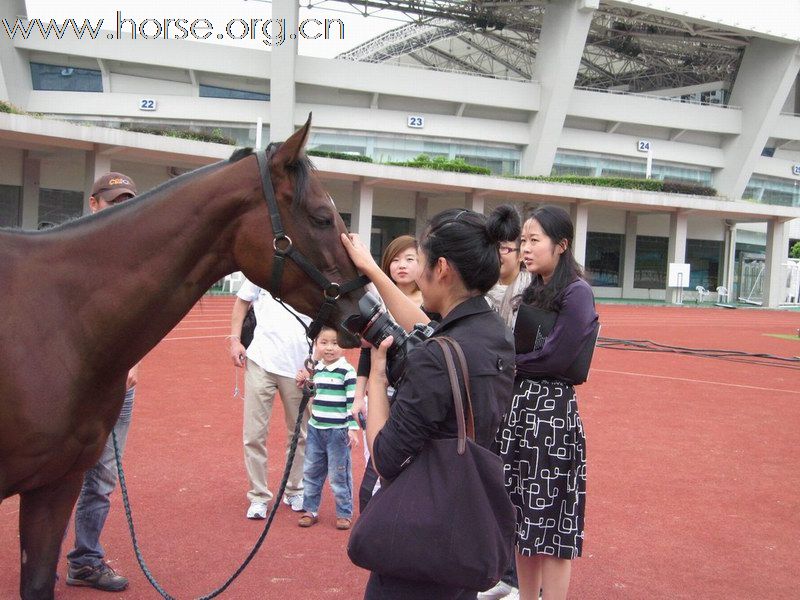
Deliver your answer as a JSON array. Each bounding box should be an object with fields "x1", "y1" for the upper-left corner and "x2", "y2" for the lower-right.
[
  {"x1": 112, "y1": 377, "x2": 314, "y2": 599},
  {"x1": 113, "y1": 300, "x2": 318, "y2": 599}
]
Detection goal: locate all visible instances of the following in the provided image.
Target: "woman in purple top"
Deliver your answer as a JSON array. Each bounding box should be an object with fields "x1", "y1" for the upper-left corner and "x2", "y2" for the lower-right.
[{"x1": 495, "y1": 205, "x2": 598, "y2": 600}]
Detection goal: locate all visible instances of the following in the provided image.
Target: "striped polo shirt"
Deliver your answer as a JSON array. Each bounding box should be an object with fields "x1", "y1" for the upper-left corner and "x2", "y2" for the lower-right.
[{"x1": 309, "y1": 356, "x2": 358, "y2": 430}]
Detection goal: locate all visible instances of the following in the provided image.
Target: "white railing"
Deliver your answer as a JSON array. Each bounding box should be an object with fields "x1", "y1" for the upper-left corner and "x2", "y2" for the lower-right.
[
  {"x1": 574, "y1": 86, "x2": 741, "y2": 110},
  {"x1": 339, "y1": 58, "x2": 534, "y2": 83}
]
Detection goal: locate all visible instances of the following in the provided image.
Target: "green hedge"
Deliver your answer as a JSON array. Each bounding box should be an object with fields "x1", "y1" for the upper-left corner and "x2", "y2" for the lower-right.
[
  {"x1": 121, "y1": 125, "x2": 236, "y2": 145},
  {"x1": 307, "y1": 150, "x2": 373, "y2": 163},
  {"x1": 512, "y1": 174, "x2": 716, "y2": 196},
  {"x1": 0, "y1": 100, "x2": 25, "y2": 114},
  {"x1": 513, "y1": 175, "x2": 663, "y2": 191},
  {"x1": 388, "y1": 154, "x2": 492, "y2": 175},
  {"x1": 661, "y1": 180, "x2": 717, "y2": 196}
]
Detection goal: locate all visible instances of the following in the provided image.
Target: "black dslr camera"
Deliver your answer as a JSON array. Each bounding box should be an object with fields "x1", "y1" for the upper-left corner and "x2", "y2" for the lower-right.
[{"x1": 344, "y1": 292, "x2": 434, "y2": 387}]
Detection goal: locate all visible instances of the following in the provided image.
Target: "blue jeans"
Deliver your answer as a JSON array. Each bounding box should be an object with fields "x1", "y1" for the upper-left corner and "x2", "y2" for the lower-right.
[
  {"x1": 302, "y1": 426, "x2": 353, "y2": 518},
  {"x1": 67, "y1": 386, "x2": 135, "y2": 568}
]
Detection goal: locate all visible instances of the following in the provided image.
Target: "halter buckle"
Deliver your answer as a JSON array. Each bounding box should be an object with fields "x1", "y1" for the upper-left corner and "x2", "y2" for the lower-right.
[
  {"x1": 273, "y1": 235, "x2": 293, "y2": 254},
  {"x1": 324, "y1": 282, "x2": 341, "y2": 300}
]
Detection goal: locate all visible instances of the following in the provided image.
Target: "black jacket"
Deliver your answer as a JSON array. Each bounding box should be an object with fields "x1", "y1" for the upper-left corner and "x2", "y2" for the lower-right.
[{"x1": 372, "y1": 295, "x2": 515, "y2": 480}]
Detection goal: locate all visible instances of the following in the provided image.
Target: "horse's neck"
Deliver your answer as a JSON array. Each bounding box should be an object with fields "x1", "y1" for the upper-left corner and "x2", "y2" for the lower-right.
[{"x1": 42, "y1": 162, "x2": 256, "y2": 372}]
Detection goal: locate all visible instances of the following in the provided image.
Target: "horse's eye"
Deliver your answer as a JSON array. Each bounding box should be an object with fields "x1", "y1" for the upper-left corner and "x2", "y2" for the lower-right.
[{"x1": 311, "y1": 214, "x2": 333, "y2": 228}]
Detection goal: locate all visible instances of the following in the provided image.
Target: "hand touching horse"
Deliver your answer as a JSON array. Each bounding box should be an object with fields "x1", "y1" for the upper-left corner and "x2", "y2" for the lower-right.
[{"x1": 0, "y1": 117, "x2": 365, "y2": 599}]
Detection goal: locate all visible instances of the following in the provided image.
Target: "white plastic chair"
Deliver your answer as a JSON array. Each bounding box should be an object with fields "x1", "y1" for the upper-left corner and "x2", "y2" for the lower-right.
[
  {"x1": 695, "y1": 285, "x2": 709, "y2": 303},
  {"x1": 715, "y1": 286, "x2": 729, "y2": 303}
]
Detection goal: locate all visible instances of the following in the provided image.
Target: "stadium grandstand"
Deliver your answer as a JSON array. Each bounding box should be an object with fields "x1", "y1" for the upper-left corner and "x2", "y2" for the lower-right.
[{"x1": 1, "y1": 0, "x2": 799, "y2": 306}]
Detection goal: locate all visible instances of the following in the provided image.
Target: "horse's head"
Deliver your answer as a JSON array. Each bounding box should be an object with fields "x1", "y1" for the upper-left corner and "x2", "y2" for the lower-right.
[{"x1": 234, "y1": 116, "x2": 364, "y2": 347}]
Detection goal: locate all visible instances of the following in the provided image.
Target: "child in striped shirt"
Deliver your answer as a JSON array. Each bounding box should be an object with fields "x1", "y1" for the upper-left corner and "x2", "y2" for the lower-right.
[{"x1": 296, "y1": 326, "x2": 359, "y2": 530}]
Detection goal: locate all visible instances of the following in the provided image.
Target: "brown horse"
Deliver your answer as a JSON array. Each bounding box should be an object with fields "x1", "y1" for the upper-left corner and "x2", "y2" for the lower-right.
[{"x1": 0, "y1": 118, "x2": 365, "y2": 599}]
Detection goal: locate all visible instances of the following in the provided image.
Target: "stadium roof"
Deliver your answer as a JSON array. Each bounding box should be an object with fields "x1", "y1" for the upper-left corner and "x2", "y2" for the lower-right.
[{"x1": 322, "y1": 0, "x2": 754, "y2": 93}]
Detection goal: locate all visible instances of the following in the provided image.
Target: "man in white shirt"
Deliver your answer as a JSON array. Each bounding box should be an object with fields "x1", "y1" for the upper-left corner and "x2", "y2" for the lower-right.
[{"x1": 229, "y1": 278, "x2": 311, "y2": 519}]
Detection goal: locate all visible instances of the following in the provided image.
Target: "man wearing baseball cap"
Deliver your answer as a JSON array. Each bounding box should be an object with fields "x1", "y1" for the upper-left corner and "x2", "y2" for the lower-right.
[
  {"x1": 65, "y1": 172, "x2": 139, "y2": 592},
  {"x1": 88, "y1": 172, "x2": 138, "y2": 211}
]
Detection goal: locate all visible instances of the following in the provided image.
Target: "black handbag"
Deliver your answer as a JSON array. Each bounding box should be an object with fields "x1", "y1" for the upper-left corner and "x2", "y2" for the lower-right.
[
  {"x1": 514, "y1": 304, "x2": 600, "y2": 385},
  {"x1": 241, "y1": 305, "x2": 256, "y2": 348},
  {"x1": 347, "y1": 336, "x2": 516, "y2": 592}
]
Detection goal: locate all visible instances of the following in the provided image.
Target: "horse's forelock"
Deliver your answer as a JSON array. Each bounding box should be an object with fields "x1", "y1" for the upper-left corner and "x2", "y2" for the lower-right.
[
  {"x1": 261, "y1": 142, "x2": 316, "y2": 212},
  {"x1": 229, "y1": 147, "x2": 253, "y2": 163}
]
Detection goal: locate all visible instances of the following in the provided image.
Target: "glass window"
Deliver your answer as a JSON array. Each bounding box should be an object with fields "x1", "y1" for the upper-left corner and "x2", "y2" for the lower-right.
[
  {"x1": 38, "y1": 188, "x2": 83, "y2": 227},
  {"x1": 585, "y1": 232, "x2": 623, "y2": 287},
  {"x1": 634, "y1": 236, "x2": 668, "y2": 289},
  {"x1": 371, "y1": 216, "x2": 415, "y2": 263},
  {"x1": 455, "y1": 155, "x2": 508, "y2": 175},
  {"x1": 551, "y1": 164, "x2": 595, "y2": 176},
  {"x1": 602, "y1": 167, "x2": 646, "y2": 179},
  {"x1": 687, "y1": 239, "x2": 723, "y2": 289},
  {"x1": 30, "y1": 63, "x2": 102, "y2": 92},
  {"x1": 309, "y1": 131, "x2": 520, "y2": 173},
  {"x1": 199, "y1": 85, "x2": 269, "y2": 101},
  {"x1": 744, "y1": 176, "x2": 800, "y2": 207},
  {"x1": 0, "y1": 184, "x2": 21, "y2": 228},
  {"x1": 553, "y1": 152, "x2": 712, "y2": 184}
]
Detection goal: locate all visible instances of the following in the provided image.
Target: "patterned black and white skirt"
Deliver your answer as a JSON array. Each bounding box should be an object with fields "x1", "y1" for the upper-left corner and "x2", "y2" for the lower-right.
[{"x1": 496, "y1": 377, "x2": 586, "y2": 559}]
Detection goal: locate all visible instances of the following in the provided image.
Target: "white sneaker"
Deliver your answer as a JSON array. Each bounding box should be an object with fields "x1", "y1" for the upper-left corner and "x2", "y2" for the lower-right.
[
  {"x1": 282, "y1": 493, "x2": 304, "y2": 512},
  {"x1": 246, "y1": 501, "x2": 268, "y2": 519},
  {"x1": 477, "y1": 580, "x2": 519, "y2": 600}
]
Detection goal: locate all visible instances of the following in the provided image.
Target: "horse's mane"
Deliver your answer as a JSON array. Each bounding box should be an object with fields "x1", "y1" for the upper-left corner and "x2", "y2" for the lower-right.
[
  {"x1": 11, "y1": 158, "x2": 234, "y2": 236},
  {"x1": 0, "y1": 144, "x2": 317, "y2": 236}
]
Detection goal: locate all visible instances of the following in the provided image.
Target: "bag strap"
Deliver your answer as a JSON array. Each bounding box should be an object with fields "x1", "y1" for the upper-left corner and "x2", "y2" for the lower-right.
[
  {"x1": 442, "y1": 337, "x2": 476, "y2": 441},
  {"x1": 430, "y1": 337, "x2": 476, "y2": 455}
]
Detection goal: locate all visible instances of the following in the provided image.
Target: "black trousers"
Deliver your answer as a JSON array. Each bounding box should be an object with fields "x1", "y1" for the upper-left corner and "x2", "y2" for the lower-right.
[{"x1": 365, "y1": 572, "x2": 477, "y2": 600}]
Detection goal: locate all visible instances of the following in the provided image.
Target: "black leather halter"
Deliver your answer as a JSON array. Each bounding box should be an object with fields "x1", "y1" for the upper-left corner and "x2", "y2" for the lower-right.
[{"x1": 254, "y1": 149, "x2": 368, "y2": 340}]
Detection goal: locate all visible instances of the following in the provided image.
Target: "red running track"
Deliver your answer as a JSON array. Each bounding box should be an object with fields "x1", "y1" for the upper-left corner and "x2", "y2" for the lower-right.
[{"x1": 1, "y1": 298, "x2": 799, "y2": 599}]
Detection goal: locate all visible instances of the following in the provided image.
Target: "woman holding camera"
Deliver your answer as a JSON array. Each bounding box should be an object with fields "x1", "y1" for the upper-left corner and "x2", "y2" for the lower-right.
[
  {"x1": 351, "y1": 235, "x2": 424, "y2": 512},
  {"x1": 495, "y1": 205, "x2": 598, "y2": 600},
  {"x1": 340, "y1": 208, "x2": 516, "y2": 600}
]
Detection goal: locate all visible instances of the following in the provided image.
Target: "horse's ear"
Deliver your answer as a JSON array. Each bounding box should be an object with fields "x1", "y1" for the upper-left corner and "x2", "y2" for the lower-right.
[{"x1": 273, "y1": 113, "x2": 312, "y2": 166}]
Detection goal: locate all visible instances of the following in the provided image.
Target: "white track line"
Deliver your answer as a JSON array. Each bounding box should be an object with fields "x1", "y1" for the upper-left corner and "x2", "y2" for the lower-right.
[
  {"x1": 592, "y1": 368, "x2": 800, "y2": 395},
  {"x1": 162, "y1": 334, "x2": 228, "y2": 341},
  {"x1": 169, "y1": 326, "x2": 229, "y2": 331}
]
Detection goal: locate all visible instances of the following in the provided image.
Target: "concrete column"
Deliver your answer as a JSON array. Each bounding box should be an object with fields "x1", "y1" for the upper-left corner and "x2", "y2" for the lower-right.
[
  {"x1": 0, "y1": 0, "x2": 32, "y2": 106},
  {"x1": 414, "y1": 193, "x2": 428, "y2": 238},
  {"x1": 570, "y1": 201, "x2": 589, "y2": 269},
  {"x1": 21, "y1": 151, "x2": 40, "y2": 230},
  {"x1": 350, "y1": 179, "x2": 374, "y2": 253},
  {"x1": 764, "y1": 219, "x2": 788, "y2": 308},
  {"x1": 721, "y1": 221, "x2": 737, "y2": 297},
  {"x1": 621, "y1": 211, "x2": 638, "y2": 298},
  {"x1": 666, "y1": 211, "x2": 689, "y2": 304},
  {"x1": 268, "y1": 0, "x2": 299, "y2": 141},
  {"x1": 520, "y1": 0, "x2": 596, "y2": 175},
  {"x1": 466, "y1": 191, "x2": 485, "y2": 214},
  {"x1": 83, "y1": 149, "x2": 111, "y2": 214},
  {"x1": 713, "y1": 39, "x2": 800, "y2": 200}
]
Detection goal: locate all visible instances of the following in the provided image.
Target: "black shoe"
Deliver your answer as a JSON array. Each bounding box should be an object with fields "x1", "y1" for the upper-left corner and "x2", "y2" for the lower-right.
[{"x1": 67, "y1": 561, "x2": 129, "y2": 592}]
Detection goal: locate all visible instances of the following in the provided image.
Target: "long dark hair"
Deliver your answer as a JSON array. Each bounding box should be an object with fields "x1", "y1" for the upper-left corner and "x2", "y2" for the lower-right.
[
  {"x1": 522, "y1": 205, "x2": 584, "y2": 311},
  {"x1": 421, "y1": 208, "x2": 516, "y2": 294}
]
